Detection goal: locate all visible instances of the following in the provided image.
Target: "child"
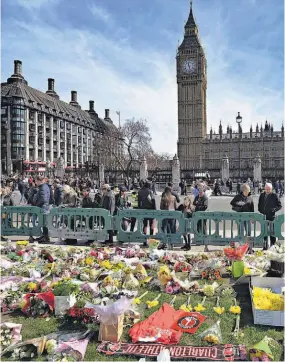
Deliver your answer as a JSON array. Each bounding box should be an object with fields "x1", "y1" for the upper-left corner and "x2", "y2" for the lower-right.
[{"x1": 177, "y1": 196, "x2": 195, "y2": 250}]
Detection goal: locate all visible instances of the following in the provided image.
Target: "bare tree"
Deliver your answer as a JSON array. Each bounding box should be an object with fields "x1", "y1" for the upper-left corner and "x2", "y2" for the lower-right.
[
  {"x1": 146, "y1": 151, "x2": 172, "y2": 171},
  {"x1": 98, "y1": 118, "x2": 152, "y2": 179}
]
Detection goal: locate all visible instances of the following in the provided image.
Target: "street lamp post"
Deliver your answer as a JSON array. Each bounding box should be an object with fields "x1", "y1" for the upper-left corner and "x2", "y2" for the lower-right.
[{"x1": 236, "y1": 112, "x2": 242, "y2": 180}]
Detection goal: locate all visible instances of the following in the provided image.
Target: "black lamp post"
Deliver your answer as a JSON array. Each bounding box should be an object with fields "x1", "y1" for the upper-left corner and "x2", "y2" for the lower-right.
[{"x1": 236, "y1": 112, "x2": 242, "y2": 180}]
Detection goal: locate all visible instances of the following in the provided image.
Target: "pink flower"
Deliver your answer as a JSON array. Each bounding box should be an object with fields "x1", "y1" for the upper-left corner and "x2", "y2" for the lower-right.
[
  {"x1": 165, "y1": 285, "x2": 174, "y2": 294},
  {"x1": 261, "y1": 354, "x2": 270, "y2": 362},
  {"x1": 251, "y1": 358, "x2": 260, "y2": 361}
]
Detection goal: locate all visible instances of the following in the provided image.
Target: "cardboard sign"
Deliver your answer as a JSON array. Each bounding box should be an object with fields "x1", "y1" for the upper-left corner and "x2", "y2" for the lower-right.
[{"x1": 97, "y1": 342, "x2": 248, "y2": 361}]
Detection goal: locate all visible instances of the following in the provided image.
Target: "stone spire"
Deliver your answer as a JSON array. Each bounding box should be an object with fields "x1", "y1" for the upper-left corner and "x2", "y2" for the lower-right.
[
  {"x1": 281, "y1": 123, "x2": 284, "y2": 137},
  {"x1": 185, "y1": 1, "x2": 197, "y2": 29}
]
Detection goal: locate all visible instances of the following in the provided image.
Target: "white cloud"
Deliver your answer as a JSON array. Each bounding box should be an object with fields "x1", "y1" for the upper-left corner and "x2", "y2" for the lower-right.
[
  {"x1": 90, "y1": 3, "x2": 111, "y2": 24},
  {"x1": 3, "y1": 1, "x2": 283, "y2": 156},
  {"x1": 15, "y1": 0, "x2": 57, "y2": 9}
]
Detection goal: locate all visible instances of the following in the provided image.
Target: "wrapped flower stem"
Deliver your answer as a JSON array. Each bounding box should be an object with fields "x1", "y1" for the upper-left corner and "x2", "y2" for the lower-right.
[
  {"x1": 146, "y1": 294, "x2": 161, "y2": 309},
  {"x1": 232, "y1": 314, "x2": 242, "y2": 338},
  {"x1": 213, "y1": 296, "x2": 225, "y2": 315},
  {"x1": 194, "y1": 296, "x2": 206, "y2": 312},
  {"x1": 179, "y1": 295, "x2": 192, "y2": 312},
  {"x1": 169, "y1": 295, "x2": 176, "y2": 306},
  {"x1": 133, "y1": 291, "x2": 149, "y2": 305}
]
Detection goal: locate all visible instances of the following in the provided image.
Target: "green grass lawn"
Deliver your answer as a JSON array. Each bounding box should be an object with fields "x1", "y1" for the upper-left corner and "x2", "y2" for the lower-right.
[{"x1": 2, "y1": 285, "x2": 284, "y2": 361}]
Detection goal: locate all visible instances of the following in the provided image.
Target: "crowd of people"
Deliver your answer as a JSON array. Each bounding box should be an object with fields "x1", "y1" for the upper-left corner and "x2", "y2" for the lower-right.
[{"x1": 1, "y1": 174, "x2": 283, "y2": 251}]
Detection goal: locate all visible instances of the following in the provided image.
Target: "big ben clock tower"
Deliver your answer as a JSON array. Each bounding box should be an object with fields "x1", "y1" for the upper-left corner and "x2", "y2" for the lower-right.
[{"x1": 177, "y1": 1, "x2": 207, "y2": 171}]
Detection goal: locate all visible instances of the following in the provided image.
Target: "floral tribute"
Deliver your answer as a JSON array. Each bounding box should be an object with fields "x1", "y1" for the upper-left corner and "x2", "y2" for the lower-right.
[
  {"x1": 21, "y1": 291, "x2": 55, "y2": 317},
  {"x1": 224, "y1": 242, "x2": 249, "y2": 261}
]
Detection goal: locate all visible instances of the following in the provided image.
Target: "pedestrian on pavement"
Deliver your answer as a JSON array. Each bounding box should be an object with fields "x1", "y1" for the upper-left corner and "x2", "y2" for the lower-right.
[
  {"x1": 193, "y1": 187, "x2": 208, "y2": 234},
  {"x1": 138, "y1": 181, "x2": 156, "y2": 236},
  {"x1": 53, "y1": 179, "x2": 63, "y2": 206},
  {"x1": 258, "y1": 182, "x2": 282, "y2": 250},
  {"x1": 160, "y1": 186, "x2": 177, "y2": 234},
  {"x1": 101, "y1": 184, "x2": 115, "y2": 244},
  {"x1": 230, "y1": 183, "x2": 254, "y2": 250},
  {"x1": 114, "y1": 186, "x2": 131, "y2": 232},
  {"x1": 33, "y1": 176, "x2": 50, "y2": 243},
  {"x1": 177, "y1": 196, "x2": 194, "y2": 250},
  {"x1": 166, "y1": 182, "x2": 180, "y2": 203}
]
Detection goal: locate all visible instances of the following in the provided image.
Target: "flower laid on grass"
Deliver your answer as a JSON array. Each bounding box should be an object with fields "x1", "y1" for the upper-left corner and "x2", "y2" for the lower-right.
[
  {"x1": 229, "y1": 299, "x2": 241, "y2": 314},
  {"x1": 99, "y1": 260, "x2": 112, "y2": 270},
  {"x1": 179, "y1": 295, "x2": 192, "y2": 312},
  {"x1": 16, "y1": 240, "x2": 29, "y2": 246},
  {"x1": 232, "y1": 314, "x2": 244, "y2": 338},
  {"x1": 85, "y1": 257, "x2": 95, "y2": 266},
  {"x1": 45, "y1": 339, "x2": 58, "y2": 355},
  {"x1": 0, "y1": 326, "x2": 13, "y2": 348},
  {"x1": 213, "y1": 296, "x2": 225, "y2": 315},
  {"x1": 194, "y1": 296, "x2": 206, "y2": 312},
  {"x1": 146, "y1": 294, "x2": 161, "y2": 309},
  {"x1": 26, "y1": 282, "x2": 38, "y2": 292},
  {"x1": 133, "y1": 291, "x2": 149, "y2": 305}
]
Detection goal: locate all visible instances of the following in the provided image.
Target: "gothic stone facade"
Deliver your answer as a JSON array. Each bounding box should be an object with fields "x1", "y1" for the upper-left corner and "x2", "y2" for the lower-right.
[{"x1": 177, "y1": 3, "x2": 284, "y2": 180}]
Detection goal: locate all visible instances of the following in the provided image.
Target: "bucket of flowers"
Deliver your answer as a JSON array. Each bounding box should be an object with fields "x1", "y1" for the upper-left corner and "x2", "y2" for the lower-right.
[
  {"x1": 52, "y1": 281, "x2": 79, "y2": 316},
  {"x1": 224, "y1": 242, "x2": 249, "y2": 278}
]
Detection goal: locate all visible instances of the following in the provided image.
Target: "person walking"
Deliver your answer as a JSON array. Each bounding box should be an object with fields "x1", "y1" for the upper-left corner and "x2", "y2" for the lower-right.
[
  {"x1": 177, "y1": 196, "x2": 194, "y2": 250},
  {"x1": 160, "y1": 186, "x2": 177, "y2": 234},
  {"x1": 114, "y1": 186, "x2": 131, "y2": 232},
  {"x1": 258, "y1": 182, "x2": 282, "y2": 250}
]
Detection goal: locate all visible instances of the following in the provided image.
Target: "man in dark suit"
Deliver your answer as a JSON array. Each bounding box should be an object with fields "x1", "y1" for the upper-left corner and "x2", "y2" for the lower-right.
[{"x1": 258, "y1": 182, "x2": 282, "y2": 250}]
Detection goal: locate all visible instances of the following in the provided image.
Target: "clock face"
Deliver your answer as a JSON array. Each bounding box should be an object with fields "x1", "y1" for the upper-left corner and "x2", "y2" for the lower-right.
[{"x1": 183, "y1": 59, "x2": 196, "y2": 73}]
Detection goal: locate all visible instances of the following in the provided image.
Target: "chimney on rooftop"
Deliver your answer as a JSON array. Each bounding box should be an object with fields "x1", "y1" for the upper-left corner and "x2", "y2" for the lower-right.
[
  {"x1": 48, "y1": 78, "x2": 55, "y2": 92},
  {"x1": 46, "y1": 78, "x2": 59, "y2": 99},
  {"x1": 89, "y1": 100, "x2": 94, "y2": 112},
  {"x1": 7, "y1": 59, "x2": 27, "y2": 84},
  {"x1": 105, "y1": 109, "x2": 110, "y2": 118},
  {"x1": 69, "y1": 90, "x2": 81, "y2": 108},
  {"x1": 14, "y1": 60, "x2": 22, "y2": 76}
]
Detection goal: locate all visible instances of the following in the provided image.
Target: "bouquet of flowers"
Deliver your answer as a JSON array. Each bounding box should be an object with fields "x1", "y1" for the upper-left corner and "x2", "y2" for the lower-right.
[
  {"x1": 174, "y1": 261, "x2": 192, "y2": 273},
  {"x1": 15, "y1": 240, "x2": 29, "y2": 252},
  {"x1": 1, "y1": 289, "x2": 23, "y2": 313},
  {"x1": 21, "y1": 291, "x2": 55, "y2": 317},
  {"x1": 266, "y1": 242, "x2": 285, "y2": 262},
  {"x1": 224, "y1": 242, "x2": 248, "y2": 261},
  {"x1": 65, "y1": 306, "x2": 100, "y2": 325},
  {"x1": 10, "y1": 345, "x2": 37, "y2": 360},
  {"x1": 201, "y1": 268, "x2": 221, "y2": 280},
  {"x1": 147, "y1": 238, "x2": 160, "y2": 250},
  {"x1": 199, "y1": 320, "x2": 223, "y2": 344},
  {"x1": 0, "y1": 326, "x2": 13, "y2": 349},
  {"x1": 165, "y1": 280, "x2": 181, "y2": 294},
  {"x1": 52, "y1": 282, "x2": 79, "y2": 297}
]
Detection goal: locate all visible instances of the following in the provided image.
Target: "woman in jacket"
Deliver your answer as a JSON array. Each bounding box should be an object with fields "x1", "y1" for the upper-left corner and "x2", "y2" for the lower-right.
[
  {"x1": 160, "y1": 187, "x2": 177, "y2": 234},
  {"x1": 177, "y1": 196, "x2": 194, "y2": 250},
  {"x1": 230, "y1": 183, "x2": 254, "y2": 248},
  {"x1": 193, "y1": 187, "x2": 208, "y2": 234},
  {"x1": 114, "y1": 186, "x2": 131, "y2": 231}
]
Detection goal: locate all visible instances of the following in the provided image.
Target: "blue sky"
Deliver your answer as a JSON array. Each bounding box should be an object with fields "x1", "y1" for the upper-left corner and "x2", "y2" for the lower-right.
[{"x1": 2, "y1": 0, "x2": 284, "y2": 154}]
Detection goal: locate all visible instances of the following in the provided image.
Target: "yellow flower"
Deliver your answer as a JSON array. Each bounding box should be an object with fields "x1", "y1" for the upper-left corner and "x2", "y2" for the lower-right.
[
  {"x1": 194, "y1": 304, "x2": 206, "y2": 312},
  {"x1": 16, "y1": 240, "x2": 29, "y2": 246},
  {"x1": 213, "y1": 306, "x2": 225, "y2": 315},
  {"x1": 243, "y1": 267, "x2": 251, "y2": 275},
  {"x1": 27, "y1": 282, "x2": 38, "y2": 291},
  {"x1": 179, "y1": 304, "x2": 192, "y2": 312},
  {"x1": 229, "y1": 305, "x2": 241, "y2": 314},
  {"x1": 85, "y1": 257, "x2": 94, "y2": 266},
  {"x1": 100, "y1": 260, "x2": 112, "y2": 270},
  {"x1": 52, "y1": 282, "x2": 59, "y2": 287},
  {"x1": 204, "y1": 334, "x2": 220, "y2": 344},
  {"x1": 134, "y1": 298, "x2": 141, "y2": 305},
  {"x1": 146, "y1": 300, "x2": 159, "y2": 309}
]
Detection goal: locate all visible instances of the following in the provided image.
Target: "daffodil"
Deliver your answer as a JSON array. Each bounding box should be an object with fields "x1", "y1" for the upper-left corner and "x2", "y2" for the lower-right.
[
  {"x1": 85, "y1": 257, "x2": 94, "y2": 266},
  {"x1": 146, "y1": 294, "x2": 161, "y2": 309},
  {"x1": 194, "y1": 296, "x2": 206, "y2": 312},
  {"x1": 134, "y1": 291, "x2": 148, "y2": 305},
  {"x1": 100, "y1": 260, "x2": 112, "y2": 270},
  {"x1": 179, "y1": 295, "x2": 192, "y2": 312},
  {"x1": 27, "y1": 282, "x2": 38, "y2": 292},
  {"x1": 213, "y1": 297, "x2": 225, "y2": 315}
]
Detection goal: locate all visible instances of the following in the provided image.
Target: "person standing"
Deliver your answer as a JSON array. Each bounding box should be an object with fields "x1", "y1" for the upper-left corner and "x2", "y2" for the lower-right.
[
  {"x1": 53, "y1": 179, "x2": 63, "y2": 206},
  {"x1": 177, "y1": 196, "x2": 194, "y2": 250},
  {"x1": 258, "y1": 183, "x2": 282, "y2": 250},
  {"x1": 193, "y1": 187, "x2": 208, "y2": 234},
  {"x1": 33, "y1": 176, "x2": 50, "y2": 243},
  {"x1": 160, "y1": 187, "x2": 177, "y2": 234},
  {"x1": 101, "y1": 184, "x2": 115, "y2": 244},
  {"x1": 138, "y1": 181, "x2": 156, "y2": 236},
  {"x1": 114, "y1": 186, "x2": 131, "y2": 231},
  {"x1": 230, "y1": 183, "x2": 254, "y2": 251}
]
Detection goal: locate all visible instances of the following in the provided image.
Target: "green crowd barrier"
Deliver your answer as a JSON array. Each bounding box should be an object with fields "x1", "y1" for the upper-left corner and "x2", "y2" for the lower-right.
[
  {"x1": 114, "y1": 209, "x2": 186, "y2": 247},
  {"x1": 191, "y1": 212, "x2": 267, "y2": 246},
  {"x1": 1, "y1": 206, "x2": 284, "y2": 246},
  {"x1": 46, "y1": 207, "x2": 112, "y2": 241},
  {"x1": 1, "y1": 206, "x2": 44, "y2": 237}
]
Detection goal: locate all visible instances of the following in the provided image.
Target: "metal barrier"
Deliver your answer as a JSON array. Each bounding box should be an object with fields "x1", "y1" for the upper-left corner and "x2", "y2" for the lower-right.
[
  {"x1": 114, "y1": 209, "x2": 186, "y2": 246},
  {"x1": 191, "y1": 212, "x2": 267, "y2": 246},
  {"x1": 1, "y1": 206, "x2": 44, "y2": 237},
  {"x1": 46, "y1": 207, "x2": 112, "y2": 240},
  {"x1": 1, "y1": 206, "x2": 284, "y2": 246}
]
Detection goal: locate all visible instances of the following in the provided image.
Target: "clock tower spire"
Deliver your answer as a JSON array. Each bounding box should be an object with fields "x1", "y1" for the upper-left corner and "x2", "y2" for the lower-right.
[{"x1": 177, "y1": 0, "x2": 207, "y2": 171}]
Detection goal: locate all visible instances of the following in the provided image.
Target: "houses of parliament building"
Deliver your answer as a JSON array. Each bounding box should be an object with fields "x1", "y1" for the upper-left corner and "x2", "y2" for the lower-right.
[{"x1": 177, "y1": 2, "x2": 284, "y2": 180}]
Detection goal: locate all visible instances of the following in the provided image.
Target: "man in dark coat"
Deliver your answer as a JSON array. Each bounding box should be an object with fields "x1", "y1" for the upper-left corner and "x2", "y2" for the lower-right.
[
  {"x1": 33, "y1": 176, "x2": 50, "y2": 243},
  {"x1": 193, "y1": 187, "x2": 208, "y2": 234},
  {"x1": 101, "y1": 184, "x2": 115, "y2": 243},
  {"x1": 138, "y1": 181, "x2": 156, "y2": 236},
  {"x1": 53, "y1": 179, "x2": 63, "y2": 206},
  {"x1": 258, "y1": 182, "x2": 282, "y2": 249}
]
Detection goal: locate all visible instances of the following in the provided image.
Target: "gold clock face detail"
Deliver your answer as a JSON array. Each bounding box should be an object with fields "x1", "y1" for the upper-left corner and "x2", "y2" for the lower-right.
[{"x1": 183, "y1": 59, "x2": 196, "y2": 73}]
